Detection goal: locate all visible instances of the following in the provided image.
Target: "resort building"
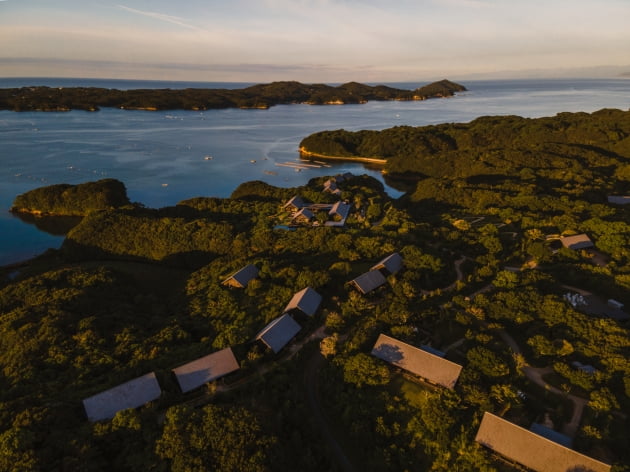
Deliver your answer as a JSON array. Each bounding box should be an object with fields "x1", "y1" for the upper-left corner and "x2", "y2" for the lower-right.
[
  {"x1": 256, "y1": 314, "x2": 302, "y2": 353},
  {"x1": 371, "y1": 252, "x2": 403, "y2": 275},
  {"x1": 475, "y1": 412, "x2": 611, "y2": 472},
  {"x1": 371, "y1": 333, "x2": 463, "y2": 389},
  {"x1": 222, "y1": 264, "x2": 259, "y2": 288},
  {"x1": 82, "y1": 372, "x2": 162, "y2": 422},
  {"x1": 283, "y1": 195, "x2": 306, "y2": 211},
  {"x1": 292, "y1": 207, "x2": 315, "y2": 224},
  {"x1": 172, "y1": 347, "x2": 240, "y2": 393},
  {"x1": 323, "y1": 179, "x2": 341, "y2": 195},
  {"x1": 283, "y1": 287, "x2": 322, "y2": 317},
  {"x1": 350, "y1": 270, "x2": 387, "y2": 294},
  {"x1": 560, "y1": 234, "x2": 594, "y2": 250}
]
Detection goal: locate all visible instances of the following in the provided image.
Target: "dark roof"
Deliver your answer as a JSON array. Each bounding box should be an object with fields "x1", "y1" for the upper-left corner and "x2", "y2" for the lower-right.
[
  {"x1": 328, "y1": 201, "x2": 351, "y2": 218},
  {"x1": 82, "y1": 372, "x2": 162, "y2": 422},
  {"x1": 371, "y1": 252, "x2": 403, "y2": 274},
  {"x1": 350, "y1": 270, "x2": 387, "y2": 294},
  {"x1": 293, "y1": 207, "x2": 314, "y2": 221},
  {"x1": 529, "y1": 423, "x2": 573, "y2": 448},
  {"x1": 561, "y1": 234, "x2": 594, "y2": 250},
  {"x1": 335, "y1": 172, "x2": 354, "y2": 183},
  {"x1": 172, "y1": 347, "x2": 240, "y2": 393},
  {"x1": 607, "y1": 195, "x2": 630, "y2": 204},
  {"x1": 256, "y1": 314, "x2": 302, "y2": 353},
  {"x1": 222, "y1": 264, "x2": 259, "y2": 288},
  {"x1": 323, "y1": 179, "x2": 340, "y2": 194},
  {"x1": 475, "y1": 412, "x2": 611, "y2": 472},
  {"x1": 284, "y1": 287, "x2": 322, "y2": 316},
  {"x1": 420, "y1": 344, "x2": 446, "y2": 358},
  {"x1": 283, "y1": 195, "x2": 305, "y2": 209},
  {"x1": 371, "y1": 334, "x2": 462, "y2": 389}
]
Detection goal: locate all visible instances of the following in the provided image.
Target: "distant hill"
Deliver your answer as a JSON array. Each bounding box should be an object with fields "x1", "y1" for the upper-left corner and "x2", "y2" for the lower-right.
[{"x1": 0, "y1": 79, "x2": 466, "y2": 112}]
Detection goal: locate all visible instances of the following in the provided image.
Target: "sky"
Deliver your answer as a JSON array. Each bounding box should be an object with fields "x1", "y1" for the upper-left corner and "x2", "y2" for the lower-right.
[{"x1": 1, "y1": 0, "x2": 630, "y2": 82}]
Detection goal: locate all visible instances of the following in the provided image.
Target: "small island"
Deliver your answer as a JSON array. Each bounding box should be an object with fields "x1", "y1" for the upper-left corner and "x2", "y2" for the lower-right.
[
  {"x1": 11, "y1": 178, "x2": 131, "y2": 216},
  {"x1": 0, "y1": 79, "x2": 466, "y2": 112}
]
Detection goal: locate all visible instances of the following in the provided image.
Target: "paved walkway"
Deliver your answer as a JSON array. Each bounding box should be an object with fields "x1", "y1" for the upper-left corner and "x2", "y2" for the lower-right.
[
  {"x1": 497, "y1": 329, "x2": 588, "y2": 438},
  {"x1": 422, "y1": 255, "x2": 469, "y2": 295}
]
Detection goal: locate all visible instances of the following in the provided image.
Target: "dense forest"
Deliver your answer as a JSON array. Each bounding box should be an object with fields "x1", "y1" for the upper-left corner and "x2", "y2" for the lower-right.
[
  {"x1": 0, "y1": 79, "x2": 466, "y2": 112},
  {"x1": 11, "y1": 179, "x2": 131, "y2": 216},
  {"x1": 299, "y1": 108, "x2": 630, "y2": 178},
  {"x1": 1, "y1": 109, "x2": 630, "y2": 471}
]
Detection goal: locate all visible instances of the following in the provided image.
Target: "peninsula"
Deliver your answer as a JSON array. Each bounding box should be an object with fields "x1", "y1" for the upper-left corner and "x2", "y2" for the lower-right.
[
  {"x1": 1, "y1": 108, "x2": 628, "y2": 471},
  {"x1": 299, "y1": 108, "x2": 630, "y2": 180},
  {"x1": 0, "y1": 79, "x2": 466, "y2": 112}
]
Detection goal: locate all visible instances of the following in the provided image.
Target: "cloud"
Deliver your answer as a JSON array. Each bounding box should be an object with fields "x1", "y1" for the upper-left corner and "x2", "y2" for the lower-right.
[{"x1": 117, "y1": 5, "x2": 203, "y2": 31}]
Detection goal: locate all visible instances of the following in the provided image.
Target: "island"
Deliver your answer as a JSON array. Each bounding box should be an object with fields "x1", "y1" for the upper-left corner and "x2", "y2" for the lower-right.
[
  {"x1": 0, "y1": 79, "x2": 466, "y2": 112},
  {"x1": 10, "y1": 178, "x2": 131, "y2": 216},
  {"x1": 1, "y1": 109, "x2": 628, "y2": 471}
]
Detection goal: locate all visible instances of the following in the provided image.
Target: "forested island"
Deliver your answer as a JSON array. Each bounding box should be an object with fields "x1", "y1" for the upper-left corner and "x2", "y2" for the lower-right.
[
  {"x1": 11, "y1": 179, "x2": 130, "y2": 216},
  {"x1": 0, "y1": 79, "x2": 466, "y2": 112},
  {"x1": 1, "y1": 108, "x2": 630, "y2": 471}
]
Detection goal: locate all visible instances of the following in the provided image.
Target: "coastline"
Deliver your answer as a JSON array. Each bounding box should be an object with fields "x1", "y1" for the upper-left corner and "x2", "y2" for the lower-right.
[{"x1": 299, "y1": 147, "x2": 387, "y2": 166}]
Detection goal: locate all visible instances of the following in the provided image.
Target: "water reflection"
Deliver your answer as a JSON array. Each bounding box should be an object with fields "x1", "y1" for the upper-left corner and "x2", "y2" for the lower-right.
[{"x1": 11, "y1": 212, "x2": 83, "y2": 236}]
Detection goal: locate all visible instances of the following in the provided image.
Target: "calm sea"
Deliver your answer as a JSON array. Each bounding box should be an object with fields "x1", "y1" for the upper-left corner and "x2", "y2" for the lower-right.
[{"x1": 1, "y1": 78, "x2": 629, "y2": 266}]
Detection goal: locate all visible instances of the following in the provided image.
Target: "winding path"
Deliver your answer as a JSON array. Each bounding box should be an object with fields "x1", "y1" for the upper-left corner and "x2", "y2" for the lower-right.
[{"x1": 496, "y1": 330, "x2": 588, "y2": 437}]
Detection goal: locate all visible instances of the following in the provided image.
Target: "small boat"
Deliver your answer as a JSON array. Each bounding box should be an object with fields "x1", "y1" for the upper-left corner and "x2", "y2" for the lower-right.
[
  {"x1": 161, "y1": 183, "x2": 169, "y2": 187},
  {"x1": 250, "y1": 159, "x2": 256, "y2": 163},
  {"x1": 204, "y1": 155, "x2": 213, "y2": 160}
]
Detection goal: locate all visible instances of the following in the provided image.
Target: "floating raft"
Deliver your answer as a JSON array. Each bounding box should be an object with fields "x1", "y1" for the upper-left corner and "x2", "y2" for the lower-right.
[{"x1": 275, "y1": 161, "x2": 332, "y2": 170}]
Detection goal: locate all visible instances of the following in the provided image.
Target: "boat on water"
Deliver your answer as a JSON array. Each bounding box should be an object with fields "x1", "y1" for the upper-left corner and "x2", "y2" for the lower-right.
[{"x1": 204, "y1": 155, "x2": 213, "y2": 160}]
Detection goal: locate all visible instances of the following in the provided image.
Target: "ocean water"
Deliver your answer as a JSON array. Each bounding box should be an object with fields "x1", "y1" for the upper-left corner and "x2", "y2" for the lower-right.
[{"x1": 1, "y1": 78, "x2": 629, "y2": 266}]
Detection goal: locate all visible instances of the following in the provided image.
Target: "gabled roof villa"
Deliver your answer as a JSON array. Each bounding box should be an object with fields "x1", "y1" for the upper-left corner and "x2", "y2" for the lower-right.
[
  {"x1": 292, "y1": 207, "x2": 315, "y2": 223},
  {"x1": 283, "y1": 195, "x2": 305, "y2": 211},
  {"x1": 323, "y1": 179, "x2": 341, "y2": 195},
  {"x1": 82, "y1": 372, "x2": 162, "y2": 422},
  {"x1": 256, "y1": 313, "x2": 302, "y2": 353},
  {"x1": 325, "y1": 201, "x2": 352, "y2": 227},
  {"x1": 371, "y1": 252, "x2": 403, "y2": 275},
  {"x1": 349, "y1": 253, "x2": 403, "y2": 294},
  {"x1": 560, "y1": 234, "x2": 594, "y2": 250},
  {"x1": 475, "y1": 412, "x2": 611, "y2": 472},
  {"x1": 371, "y1": 334, "x2": 463, "y2": 389},
  {"x1": 350, "y1": 270, "x2": 387, "y2": 294},
  {"x1": 222, "y1": 264, "x2": 259, "y2": 288},
  {"x1": 284, "y1": 287, "x2": 322, "y2": 317},
  {"x1": 329, "y1": 201, "x2": 351, "y2": 218},
  {"x1": 172, "y1": 347, "x2": 240, "y2": 393}
]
